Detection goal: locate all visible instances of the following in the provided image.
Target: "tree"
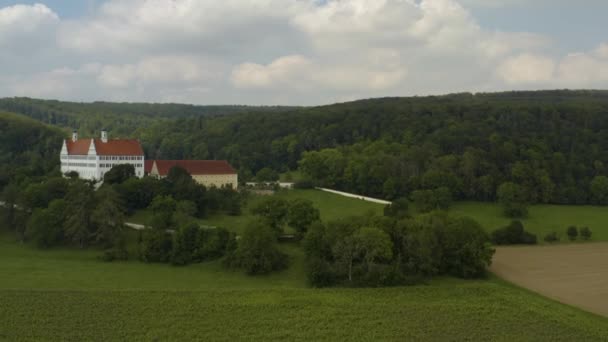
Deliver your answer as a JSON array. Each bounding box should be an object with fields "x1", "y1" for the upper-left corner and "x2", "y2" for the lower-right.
[
  {"x1": 103, "y1": 164, "x2": 135, "y2": 185},
  {"x1": 497, "y1": 182, "x2": 528, "y2": 218},
  {"x1": 64, "y1": 181, "x2": 95, "y2": 248},
  {"x1": 250, "y1": 197, "x2": 289, "y2": 236},
  {"x1": 1, "y1": 183, "x2": 19, "y2": 229},
  {"x1": 332, "y1": 235, "x2": 358, "y2": 282},
  {"x1": 170, "y1": 222, "x2": 200, "y2": 265},
  {"x1": 148, "y1": 195, "x2": 177, "y2": 230},
  {"x1": 225, "y1": 220, "x2": 288, "y2": 275},
  {"x1": 580, "y1": 227, "x2": 592, "y2": 241},
  {"x1": 442, "y1": 217, "x2": 495, "y2": 278},
  {"x1": 590, "y1": 176, "x2": 608, "y2": 205},
  {"x1": 255, "y1": 167, "x2": 279, "y2": 182},
  {"x1": 566, "y1": 226, "x2": 578, "y2": 241},
  {"x1": 140, "y1": 229, "x2": 173, "y2": 263},
  {"x1": 92, "y1": 186, "x2": 126, "y2": 248},
  {"x1": 354, "y1": 227, "x2": 393, "y2": 271},
  {"x1": 25, "y1": 199, "x2": 66, "y2": 248},
  {"x1": 287, "y1": 199, "x2": 320, "y2": 235},
  {"x1": 411, "y1": 187, "x2": 452, "y2": 213},
  {"x1": 544, "y1": 231, "x2": 560, "y2": 243},
  {"x1": 383, "y1": 197, "x2": 409, "y2": 219}
]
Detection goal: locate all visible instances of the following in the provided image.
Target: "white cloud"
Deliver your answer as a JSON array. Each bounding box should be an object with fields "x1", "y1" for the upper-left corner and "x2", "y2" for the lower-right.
[
  {"x1": 496, "y1": 54, "x2": 555, "y2": 84},
  {"x1": 0, "y1": 0, "x2": 606, "y2": 105},
  {"x1": 0, "y1": 3, "x2": 58, "y2": 52},
  {"x1": 98, "y1": 55, "x2": 224, "y2": 88}
]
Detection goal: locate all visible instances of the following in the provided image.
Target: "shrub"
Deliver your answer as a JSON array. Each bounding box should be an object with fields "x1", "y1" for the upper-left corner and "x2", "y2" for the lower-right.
[
  {"x1": 566, "y1": 226, "x2": 578, "y2": 241},
  {"x1": 544, "y1": 231, "x2": 560, "y2": 243},
  {"x1": 139, "y1": 230, "x2": 173, "y2": 263},
  {"x1": 522, "y1": 231, "x2": 538, "y2": 245},
  {"x1": 580, "y1": 227, "x2": 592, "y2": 241},
  {"x1": 491, "y1": 221, "x2": 536, "y2": 245}
]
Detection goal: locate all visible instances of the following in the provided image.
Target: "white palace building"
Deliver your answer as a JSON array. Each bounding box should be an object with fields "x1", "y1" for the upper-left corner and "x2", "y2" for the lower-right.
[{"x1": 60, "y1": 130, "x2": 145, "y2": 181}]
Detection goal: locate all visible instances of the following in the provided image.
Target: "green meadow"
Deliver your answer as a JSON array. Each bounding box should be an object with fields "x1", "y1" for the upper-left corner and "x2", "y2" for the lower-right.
[
  {"x1": 1, "y1": 231, "x2": 608, "y2": 341},
  {"x1": 450, "y1": 202, "x2": 608, "y2": 242},
  {"x1": 3, "y1": 190, "x2": 608, "y2": 340}
]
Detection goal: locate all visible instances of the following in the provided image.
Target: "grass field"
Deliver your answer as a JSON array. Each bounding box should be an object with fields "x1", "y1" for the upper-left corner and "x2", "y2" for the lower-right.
[
  {"x1": 450, "y1": 202, "x2": 608, "y2": 242},
  {"x1": 1, "y1": 232, "x2": 608, "y2": 341},
  {"x1": 129, "y1": 189, "x2": 385, "y2": 235},
  {"x1": 128, "y1": 190, "x2": 608, "y2": 243}
]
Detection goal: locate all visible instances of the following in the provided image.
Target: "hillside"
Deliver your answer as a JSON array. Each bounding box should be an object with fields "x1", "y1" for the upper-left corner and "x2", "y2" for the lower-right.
[{"x1": 0, "y1": 112, "x2": 65, "y2": 188}]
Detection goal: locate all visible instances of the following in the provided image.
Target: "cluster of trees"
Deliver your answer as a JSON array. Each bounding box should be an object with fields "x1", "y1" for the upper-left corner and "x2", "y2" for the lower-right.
[
  {"x1": 303, "y1": 212, "x2": 495, "y2": 287},
  {"x1": 1, "y1": 177, "x2": 128, "y2": 258},
  {"x1": 0, "y1": 164, "x2": 243, "y2": 261},
  {"x1": 223, "y1": 196, "x2": 321, "y2": 275}
]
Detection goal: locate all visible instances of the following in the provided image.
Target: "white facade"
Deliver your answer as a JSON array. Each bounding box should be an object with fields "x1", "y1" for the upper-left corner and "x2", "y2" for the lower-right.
[{"x1": 60, "y1": 132, "x2": 145, "y2": 181}]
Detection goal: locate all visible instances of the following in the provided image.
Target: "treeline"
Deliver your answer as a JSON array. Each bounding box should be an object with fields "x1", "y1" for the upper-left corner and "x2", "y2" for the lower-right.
[{"x1": 0, "y1": 97, "x2": 295, "y2": 137}]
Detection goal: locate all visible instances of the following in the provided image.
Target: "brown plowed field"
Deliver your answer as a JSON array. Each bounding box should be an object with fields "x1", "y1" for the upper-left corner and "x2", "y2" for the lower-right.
[{"x1": 491, "y1": 243, "x2": 608, "y2": 317}]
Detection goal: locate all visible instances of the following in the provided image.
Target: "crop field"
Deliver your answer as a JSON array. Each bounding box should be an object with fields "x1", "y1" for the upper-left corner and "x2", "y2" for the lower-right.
[
  {"x1": 450, "y1": 202, "x2": 608, "y2": 242},
  {"x1": 491, "y1": 243, "x2": 608, "y2": 318},
  {"x1": 1, "y1": 232, "x2": 608, "y2": 340}
]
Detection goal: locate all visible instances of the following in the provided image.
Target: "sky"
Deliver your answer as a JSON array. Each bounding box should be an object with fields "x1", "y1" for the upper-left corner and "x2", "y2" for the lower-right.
[{"x1": 0, "y1": 0, "x2": 607, "y2": 105}]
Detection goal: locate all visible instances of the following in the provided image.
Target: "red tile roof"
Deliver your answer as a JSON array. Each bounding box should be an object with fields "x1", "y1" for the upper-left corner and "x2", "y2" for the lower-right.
[
  {"x1": 93, "y1": 139, "x2": 144, "y2": 156},
  {"x1": 65, "y1": 138, "x2": 144, "y2": 156},
  {"x1": 152, "y1": 160, "x2": 236, "y2": 176},
  {"x1": 144, "y1": 160, "x2": 154, "y2": 173},
  {"x1": 65, "y1": 139, "x2": 92, "y2": 155}
]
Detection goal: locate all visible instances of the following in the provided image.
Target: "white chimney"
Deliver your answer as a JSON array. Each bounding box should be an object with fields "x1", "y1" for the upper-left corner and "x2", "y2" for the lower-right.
[
  {"x1": 101, "y1": 129, "x2": 108, "y2": 143},
  {"x1": 72, "y1": 130, "x2": 78, "y2": 142}
]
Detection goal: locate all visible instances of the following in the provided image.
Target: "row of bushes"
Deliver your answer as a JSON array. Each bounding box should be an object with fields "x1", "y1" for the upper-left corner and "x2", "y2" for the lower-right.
[
  {"x1": 492, "y1": 221, "x2": 594, "y2": 245},
  {"x1": 544, "y1": 226, "x2": 592, "y2": 243}
]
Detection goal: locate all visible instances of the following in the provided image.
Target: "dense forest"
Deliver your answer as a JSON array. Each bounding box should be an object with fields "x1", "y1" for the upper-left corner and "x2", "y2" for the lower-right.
[
  {"x1": 4, "y1": 90, "x2": 608, "y2": 206},
  {"x1": 137, "y1": 90, "x2": 608, "y2": 206}
]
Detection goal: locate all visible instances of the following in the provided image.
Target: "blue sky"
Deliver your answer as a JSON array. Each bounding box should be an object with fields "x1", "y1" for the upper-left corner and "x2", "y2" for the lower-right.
[{"x1": 0, "y1": 0, "x2": 607, "y2": 105}]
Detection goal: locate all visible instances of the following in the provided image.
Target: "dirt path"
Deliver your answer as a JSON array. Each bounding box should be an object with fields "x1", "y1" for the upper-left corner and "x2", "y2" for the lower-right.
[{"x1": 491, "y1": 243, "x2": 608, "y2": 317}]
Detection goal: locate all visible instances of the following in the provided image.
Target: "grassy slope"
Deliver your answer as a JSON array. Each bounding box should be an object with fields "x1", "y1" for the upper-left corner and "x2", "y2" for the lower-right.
[
  {"x1": 2, "y1": 191, "x2": 608, "y2": 339},
  {"x1": 451, "y1": 202, "x2": 608, "y2": 242}
]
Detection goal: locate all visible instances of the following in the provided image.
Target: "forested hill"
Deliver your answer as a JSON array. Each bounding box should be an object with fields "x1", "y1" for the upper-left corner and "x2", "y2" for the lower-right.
[
  {"x1": 140, "y1": 90, "x2": 608, "y2": 205},
  {"x1": 0, "y1": 112, "x2": 64, "y2": 188},
  {"x1": 5, "y1": 90, "x2": 608, "y2": 205},
  {"x1": 0, "y1": 97, "x2": 296, "y2": 137}
]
